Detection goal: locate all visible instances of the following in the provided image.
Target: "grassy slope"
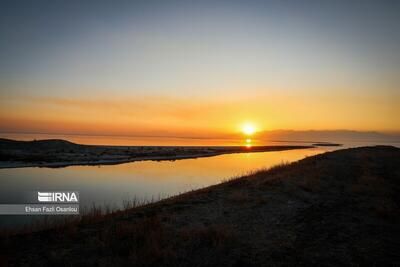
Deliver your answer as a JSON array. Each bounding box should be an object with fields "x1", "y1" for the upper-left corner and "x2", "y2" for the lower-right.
[{"x1": 1, "y1": 146, "x2": 400, "y2": 266}]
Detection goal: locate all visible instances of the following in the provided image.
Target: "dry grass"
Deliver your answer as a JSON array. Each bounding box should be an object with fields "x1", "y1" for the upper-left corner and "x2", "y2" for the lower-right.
[
  {"x1": 373, "y1": 198, "x2": 399, "y2": 220},
  {"x1": 0, "y1": 196, "x2": 160, "y2": 239},
  {"x1": 98, "y1": 216, "x2": 175, "y2": 266},
  {"x1": 2, "y1": 146, "x2": 400, "y2": 266},
  {"x1": 180, "y1": 224, "x2": 234, "y2": 249},
  {"x1": 228, "y1": 190, "x2": 249, "y2": 203},
  {"x1": 0, "y1": 161, "x2": 297, "y2": 239}
]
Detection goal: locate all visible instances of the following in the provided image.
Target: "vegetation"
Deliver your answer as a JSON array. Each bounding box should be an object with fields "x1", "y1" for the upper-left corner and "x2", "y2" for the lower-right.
[{"x1": 1, "y1": 146, "x2": 399, "y2": 266}]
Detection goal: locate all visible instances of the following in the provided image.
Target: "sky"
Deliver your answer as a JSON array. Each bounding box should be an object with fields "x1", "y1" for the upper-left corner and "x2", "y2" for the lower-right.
[{"x1": 0, "y1": 0, "x2": 399, "y2": 141}]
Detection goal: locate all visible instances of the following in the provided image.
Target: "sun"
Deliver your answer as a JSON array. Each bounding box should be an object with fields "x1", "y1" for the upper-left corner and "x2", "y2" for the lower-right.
[{"x1": 242, "y1": 123, "x2": 256, "y2": 135}]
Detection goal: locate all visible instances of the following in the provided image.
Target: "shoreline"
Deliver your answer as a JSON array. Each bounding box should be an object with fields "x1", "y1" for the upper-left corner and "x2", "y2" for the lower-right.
[
  {"x1": 2, "y1": 146, "x2": 399, "y2": 266},
  {"x1": 0, "y1": 144, "x2": 313, "y2": 169}
]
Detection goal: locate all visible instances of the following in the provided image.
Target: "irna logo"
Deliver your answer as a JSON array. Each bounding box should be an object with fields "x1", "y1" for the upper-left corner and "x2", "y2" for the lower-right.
[{"x1": 38, "y1": 192, "x2": 79, "y2": 203}]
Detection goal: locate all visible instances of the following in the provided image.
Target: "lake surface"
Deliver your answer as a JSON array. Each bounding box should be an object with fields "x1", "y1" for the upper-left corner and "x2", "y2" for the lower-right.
[
  {"x1": 0, "y1": 136, "x2": 399, "y2": 229},
  {"x1": 0, "y1": 147, "x2": 332, "y2": 228},
  {"x1": 0, "y1": 148, "x2": 329, "y2": 207}
]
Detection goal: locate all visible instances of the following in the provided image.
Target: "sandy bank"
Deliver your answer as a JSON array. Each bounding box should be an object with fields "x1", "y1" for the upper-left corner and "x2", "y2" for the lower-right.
[{"x1": 0, "y1": 138, "x2": 312, "y2": 168}]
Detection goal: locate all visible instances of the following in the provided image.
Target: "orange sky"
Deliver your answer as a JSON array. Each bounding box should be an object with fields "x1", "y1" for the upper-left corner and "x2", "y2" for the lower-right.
[
  {"x1": 1, "y1": 1, "x2": 399, "y2": 139},
  {"x1": 1, "y1": 86, "x2": 399, "y2": 138}
]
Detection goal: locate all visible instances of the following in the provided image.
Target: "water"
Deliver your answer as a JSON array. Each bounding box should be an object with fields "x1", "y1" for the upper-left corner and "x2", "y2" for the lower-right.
[
  {"x1": 0, "y1": 148, "x2": 329, "y2": 206},
  {"x1": 0, "y1": 147, "x2": 331, "y2": 229},
  {"x1": 0, "y1": 135, "x2": 398, "y2": 229}
]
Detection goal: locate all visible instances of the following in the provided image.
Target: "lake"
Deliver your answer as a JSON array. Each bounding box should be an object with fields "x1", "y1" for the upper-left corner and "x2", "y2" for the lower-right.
[
  {"x1": 0, "y1": 147, "x2": 332, "y2": 229},
  {"x1": 1, "y1": 136, "x2": 398, "y2": 229}
]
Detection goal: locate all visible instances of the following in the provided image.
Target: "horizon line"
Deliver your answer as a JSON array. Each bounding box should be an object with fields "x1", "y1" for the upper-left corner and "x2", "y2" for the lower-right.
[{"x1": 1, "y1": 129, "x2": 399, "y2": 140}]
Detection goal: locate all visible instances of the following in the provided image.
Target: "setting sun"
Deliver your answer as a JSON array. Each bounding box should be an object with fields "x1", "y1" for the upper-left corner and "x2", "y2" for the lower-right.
[
  {"x1": 1, "y1": 1, "x2": 400, "y2": 265},
  {"x1": 242, "y1": 123, "x2": 256, "y2": 136}
]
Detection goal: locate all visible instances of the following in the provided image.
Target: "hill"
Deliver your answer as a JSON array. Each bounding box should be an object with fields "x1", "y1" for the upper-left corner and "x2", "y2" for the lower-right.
[{"x1": 1, "y1": 146, "x2": 399, "y2": 266}]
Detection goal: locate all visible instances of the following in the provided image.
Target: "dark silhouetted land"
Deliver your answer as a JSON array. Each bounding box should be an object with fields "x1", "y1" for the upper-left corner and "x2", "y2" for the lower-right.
[
  {"x1": 0, "y1": 138, "x2": 313, "y2": 168},
  {"x1": 1, "y1": 146, "x2": 399, "y2": 266},
  {"x1": 312, "y1": 142, "x2": 342, "y2": 147}
]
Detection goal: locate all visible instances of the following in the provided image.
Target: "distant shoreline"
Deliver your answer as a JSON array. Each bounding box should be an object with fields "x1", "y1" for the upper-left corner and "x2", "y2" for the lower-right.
[
  {"x1": 0, "y1": 138, "x2": 315, "y2": 169},
  {"x1": 0, "y1": 150, "x2": 300, "y2": 169}
]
